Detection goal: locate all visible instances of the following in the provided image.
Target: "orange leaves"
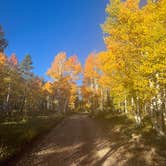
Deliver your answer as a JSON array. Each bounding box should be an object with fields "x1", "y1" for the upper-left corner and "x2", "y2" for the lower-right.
[
  {"x1": 8, "y1": 54, "x2": 18, "y2": 66},
  {"x1": 80, "y1": 85, "x2": 92, "y2": 100},
  {"x1": 47, "y1": 52, "x2": 82, "y2": 112},
  {"x1": 65, "y1": 55, "x2": 82, "y2": 80},
  {"x1": 47, "y1": 52, "x2": 67, "y2": 80},
  {"x1": 123, "y1": 0, "x2": 140, "y2": 11},
  {"x1": 84, "y1": 53, "x2": 99, "y2": 79},
  {"x1": 0, "y1": 52, "x2": 7, "y2": 65},
  {"x1": 0, "y1": 53, "x2": 8, "y2": 78},
  {"x1": 47, "y1": 52, "x2": 82, "y2": 81},
  {"x1": 42, "y1": 82, "x2": 53, "y2": 94}
]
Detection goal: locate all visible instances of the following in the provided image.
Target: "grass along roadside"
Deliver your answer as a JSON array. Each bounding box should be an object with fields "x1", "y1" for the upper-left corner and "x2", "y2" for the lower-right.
[{"x1": 0, "y1": 111, "x2": 64, "y2": 164}]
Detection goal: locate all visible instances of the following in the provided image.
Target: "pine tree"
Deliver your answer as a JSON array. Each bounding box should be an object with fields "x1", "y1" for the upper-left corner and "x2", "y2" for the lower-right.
[
  {"x1": 0, "y1": 25, "x2": 8, "y2": 52},
  {"x1": 20, "y1": 54, "x2": 33, "y2": 79}
]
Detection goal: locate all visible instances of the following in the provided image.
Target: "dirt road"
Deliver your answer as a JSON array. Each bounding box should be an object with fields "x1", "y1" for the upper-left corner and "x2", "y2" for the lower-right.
[{"x1": 12, "y1": 114, "x2": 165, "y2": 166}]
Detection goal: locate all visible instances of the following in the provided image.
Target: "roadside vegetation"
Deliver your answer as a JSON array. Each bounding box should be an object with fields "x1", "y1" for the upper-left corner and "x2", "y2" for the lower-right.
[
  {"x1": 94, "y1": 111, "x2": 166, "y2": 163},
  {"x1": 0, "y1": 111, "x2": 63, "y2": 163}
]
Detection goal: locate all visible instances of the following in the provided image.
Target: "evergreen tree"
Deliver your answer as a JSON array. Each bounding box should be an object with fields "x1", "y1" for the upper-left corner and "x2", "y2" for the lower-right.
[
  {"x1": 0, "y1": 25, "x2": 8, "y2": 52},
  {"x1": 20, "y1": 54, "x2": 33, "y2": 79}
]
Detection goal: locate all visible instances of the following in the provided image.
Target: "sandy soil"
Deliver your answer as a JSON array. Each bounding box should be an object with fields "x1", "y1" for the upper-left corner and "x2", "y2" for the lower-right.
[{"x1": 10, "y1": 114, "x2": 166, "y2": 166}]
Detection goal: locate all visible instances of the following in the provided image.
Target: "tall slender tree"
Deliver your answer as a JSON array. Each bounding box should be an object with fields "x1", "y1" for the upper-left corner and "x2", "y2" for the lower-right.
[{"x1": 0, "y1": 25, "x2": 7, "y2": 52}]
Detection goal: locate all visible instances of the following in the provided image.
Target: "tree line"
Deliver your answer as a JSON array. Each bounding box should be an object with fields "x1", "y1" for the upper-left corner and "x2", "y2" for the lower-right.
[{"x1": 0, "y1": 0, "x2": 166, "y2": 135}]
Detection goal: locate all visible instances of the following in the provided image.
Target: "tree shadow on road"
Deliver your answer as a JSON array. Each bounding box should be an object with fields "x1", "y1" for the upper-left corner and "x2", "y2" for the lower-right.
[{"x1": 10, "y1": 114, "x2": 166, "y2": 166}]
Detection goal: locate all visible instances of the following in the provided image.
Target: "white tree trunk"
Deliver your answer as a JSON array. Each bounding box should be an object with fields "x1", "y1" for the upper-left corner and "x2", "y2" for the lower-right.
[{"x1": 124, "y1": 96, "x2": 128, "y2": 113}]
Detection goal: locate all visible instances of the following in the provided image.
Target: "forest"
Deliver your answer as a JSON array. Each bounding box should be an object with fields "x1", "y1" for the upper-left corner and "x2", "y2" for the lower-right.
[{"x1": 0, "y1": 0, "x2": 166, "y2": 165}]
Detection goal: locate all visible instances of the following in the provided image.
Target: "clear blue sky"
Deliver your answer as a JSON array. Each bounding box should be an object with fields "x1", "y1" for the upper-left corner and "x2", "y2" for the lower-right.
[{"x1": 1, "y1": 0, "x2": 146, "y2": 79}]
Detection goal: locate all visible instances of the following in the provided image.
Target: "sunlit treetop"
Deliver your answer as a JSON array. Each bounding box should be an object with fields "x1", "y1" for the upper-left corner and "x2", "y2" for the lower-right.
[{"x1": 8, "y1": 54, "x2": 18, "y2": 67}]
